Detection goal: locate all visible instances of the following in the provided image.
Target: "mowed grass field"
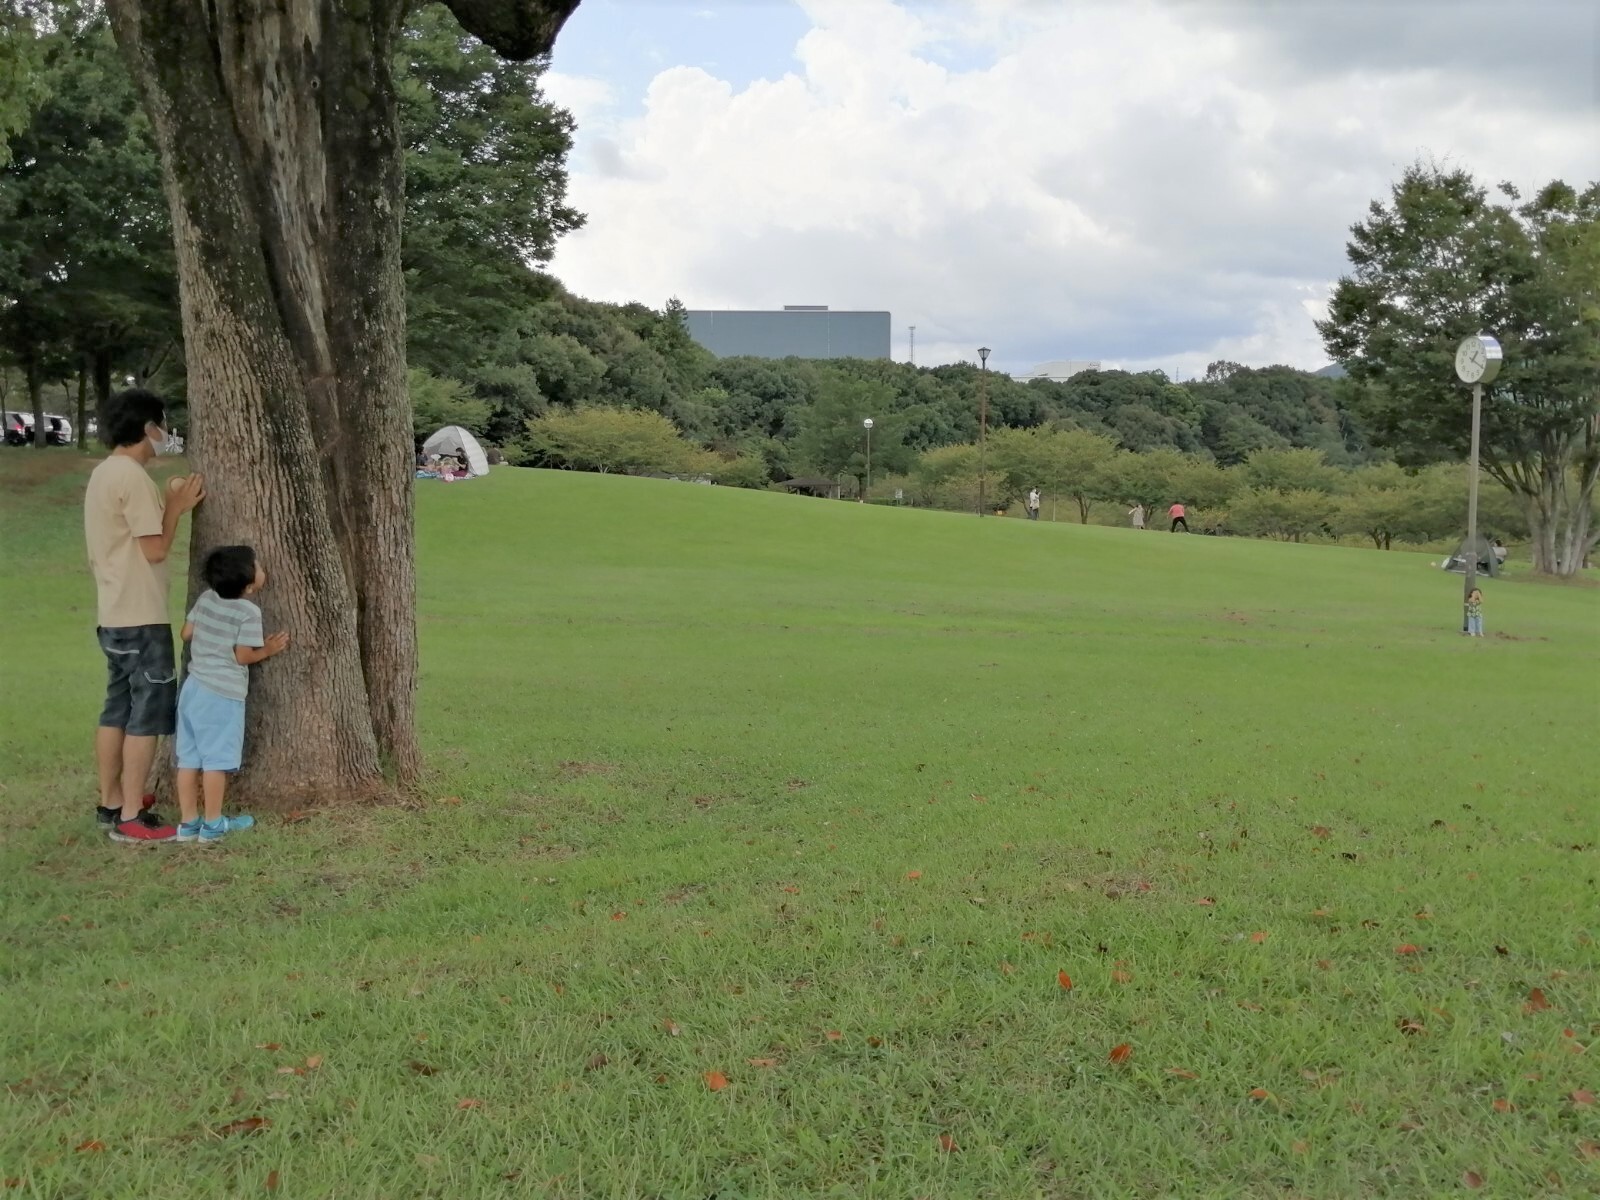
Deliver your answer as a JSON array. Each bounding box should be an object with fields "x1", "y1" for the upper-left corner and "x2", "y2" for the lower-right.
[{"x1": 2, "y1": 453, "x2": 1597, "y2": 1200}]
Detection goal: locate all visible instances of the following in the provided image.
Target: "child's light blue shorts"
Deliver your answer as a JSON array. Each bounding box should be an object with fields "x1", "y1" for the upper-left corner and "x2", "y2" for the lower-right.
[{"x1": 175, "y1": 680, "x2": 246, "y2": 772}]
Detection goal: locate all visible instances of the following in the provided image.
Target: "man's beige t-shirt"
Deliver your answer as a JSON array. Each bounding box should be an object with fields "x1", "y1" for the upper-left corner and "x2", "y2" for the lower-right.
[{"x1": 85, "y1": 455, "x2": 169, "y2": 628}]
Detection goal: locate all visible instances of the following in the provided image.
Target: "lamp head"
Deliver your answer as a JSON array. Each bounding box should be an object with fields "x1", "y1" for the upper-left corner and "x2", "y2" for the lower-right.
[
  {"x1": 862, "y1": 417, "x2": 874, "y2": 429},
  {"x1": 978, "y1": 346, "x2": 991, "y2": 365}
]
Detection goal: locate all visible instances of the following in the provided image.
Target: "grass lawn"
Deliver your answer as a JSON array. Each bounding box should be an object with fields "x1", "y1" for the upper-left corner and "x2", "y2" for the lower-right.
[{"x1": 2, "y1": 451, "x2": 1597, "y2": 1199}]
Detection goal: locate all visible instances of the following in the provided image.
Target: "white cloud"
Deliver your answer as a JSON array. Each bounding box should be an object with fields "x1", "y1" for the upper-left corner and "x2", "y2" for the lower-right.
[
  {"x1": 548, "y1": 0, "x2": 1597, "y2": 374},
  {"x1": 540, "y1": 71, "x2": 618, "y2": 131}
]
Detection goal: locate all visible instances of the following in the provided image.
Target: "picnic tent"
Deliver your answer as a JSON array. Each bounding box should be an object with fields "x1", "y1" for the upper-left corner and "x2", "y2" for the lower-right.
[
  {"x1": 1442, "y1": 533, "x2": 1500, "y2": 577},
  {"x1": 422, "y1": 425, "x2": 490, "y2": 477}
]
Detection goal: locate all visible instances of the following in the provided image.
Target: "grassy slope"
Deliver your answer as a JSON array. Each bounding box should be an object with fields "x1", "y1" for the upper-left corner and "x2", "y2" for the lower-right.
[{"x1": 2, "y1": 456, "x2": 1597, "y2": 1199}]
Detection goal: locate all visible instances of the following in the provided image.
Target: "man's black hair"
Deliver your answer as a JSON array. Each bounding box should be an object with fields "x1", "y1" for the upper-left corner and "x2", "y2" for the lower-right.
[
  {"x1": 101, "y1": 388, "x2": 166, "y2": 449},
  {"x1": 203, "y1": 546, "x2": 258, "y2": 600}
]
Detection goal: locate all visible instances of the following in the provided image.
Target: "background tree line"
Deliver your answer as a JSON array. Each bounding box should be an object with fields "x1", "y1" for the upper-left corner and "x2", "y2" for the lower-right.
[{"x1": 3, "y1": 6, "x2": 1593, "y2": 572}]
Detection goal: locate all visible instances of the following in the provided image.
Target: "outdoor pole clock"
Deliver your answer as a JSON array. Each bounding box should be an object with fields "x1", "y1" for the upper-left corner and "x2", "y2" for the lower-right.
[{"x1": 1455, "y1": 334, "x2": 1503, "y2": 385}]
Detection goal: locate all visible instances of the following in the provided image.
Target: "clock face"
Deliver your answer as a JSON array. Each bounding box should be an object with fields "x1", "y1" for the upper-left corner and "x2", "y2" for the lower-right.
[{"x1": 1456, "y1": 337, "x2": 1487, "y2": 383}]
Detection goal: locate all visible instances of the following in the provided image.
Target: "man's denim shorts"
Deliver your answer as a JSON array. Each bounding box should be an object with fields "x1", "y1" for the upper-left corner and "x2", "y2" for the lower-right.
[{"x1": 97, "y1": 625, "x2": 177, "y2": 737}]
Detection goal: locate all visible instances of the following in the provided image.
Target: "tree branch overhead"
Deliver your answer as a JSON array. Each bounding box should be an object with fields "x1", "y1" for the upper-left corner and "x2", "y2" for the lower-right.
[{"x1": 440, "y1": 0, "x2": 581, "y2": 59}]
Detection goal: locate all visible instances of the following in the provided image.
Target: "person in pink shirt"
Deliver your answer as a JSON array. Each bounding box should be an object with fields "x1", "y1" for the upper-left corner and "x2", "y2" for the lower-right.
[{"x1": 1168, "y1": 502, "x2": 1188, "y2": 533}]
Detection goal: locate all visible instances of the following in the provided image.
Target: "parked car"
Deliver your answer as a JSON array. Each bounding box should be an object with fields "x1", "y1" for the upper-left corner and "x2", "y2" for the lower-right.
[{"x1": 2, "y1": 412, "x2": 73, "y2": 445}]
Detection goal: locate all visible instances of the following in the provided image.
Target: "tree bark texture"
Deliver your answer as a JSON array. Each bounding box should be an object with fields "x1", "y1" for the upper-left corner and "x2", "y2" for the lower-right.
[
  {"x1": 75, "y1": 357, "x2": 88, "y2": 453},
  {"x1": 26, "y1": 350, "x2": 45, "y2": 449},
  {"x1": 105, "y1": 0, "x2": 578, "y2": 804}
]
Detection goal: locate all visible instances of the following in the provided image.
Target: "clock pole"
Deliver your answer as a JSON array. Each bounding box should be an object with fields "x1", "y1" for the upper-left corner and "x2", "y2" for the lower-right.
[
  {"x1": 1464, "y1": 381, "x2": 1483, "y2": 624},
  {"x1": 1453, "y1": 333, "x2": 1501, "y2": 634}
]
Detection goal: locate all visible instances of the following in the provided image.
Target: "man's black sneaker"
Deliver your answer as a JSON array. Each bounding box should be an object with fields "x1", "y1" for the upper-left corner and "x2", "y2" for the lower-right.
[{"x1": 96, "y1": 794, "x2": 161, "y2": 827}]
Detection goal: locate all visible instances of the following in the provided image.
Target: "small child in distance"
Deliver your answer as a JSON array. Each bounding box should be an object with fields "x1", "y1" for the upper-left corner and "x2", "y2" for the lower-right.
[
  {"x1": 176, "y1": 545, "x2": 290, "y2": 843},
  {"x1": 1464, "y1": 588, "x2": 1485, "y2": 638}
]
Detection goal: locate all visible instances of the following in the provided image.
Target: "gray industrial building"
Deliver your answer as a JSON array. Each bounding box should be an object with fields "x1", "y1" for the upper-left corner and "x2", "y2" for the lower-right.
[{"x1": 684, "y1": 306, "x2": 891, "y2": 360}]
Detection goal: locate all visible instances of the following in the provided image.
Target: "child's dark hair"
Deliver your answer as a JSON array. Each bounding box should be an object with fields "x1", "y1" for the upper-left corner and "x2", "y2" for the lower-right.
[
  {"x1": 203, "y1": 546, "x2": 258, "y2": 600},
  {"x1": 100, "y1": 388, "x2": 166, "y2": 449}
]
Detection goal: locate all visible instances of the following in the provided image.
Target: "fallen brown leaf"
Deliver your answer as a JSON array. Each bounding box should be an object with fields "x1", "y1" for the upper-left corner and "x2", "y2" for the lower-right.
[
  {"x1": 407, "y1": 1061, "x2": 438, "y2": 1076},
  {"x1": 584, "y1": 1054, "x2": 609, "y2": 1072},
  {"x1": 1108, "y1": 1043, "x2": 1133, "y2": 1065},
  {"x1": 824, "y1": 1030, "x2": 842, "y2": 1042},
  {"x1": 937, "y1": 1133, "x2": 958, "y2": 1153},
  {"x1": 746, "y1": 1057, "x2": 778, "y2": 1068},
  {"x1": 1462, "y1": 1170, "x2": 1484, "y2": 1189},
  {"x1": 704, "y1": 1070, "x2": 729, "y2": 1092},
  {"x1": 1311, "y1": 825, "x2": 1331, "y2": 839},
  {"x1": 1577, "y1": 1139, "x2": 1600, "y2": 1161},
  {"x1": 1248, "y1": 1088, "x2": 1273, "y2": 1100},
  {"x1": 1395, "y1": 944, "x2": 1421, "y2": 955},
  {"x1": 1523, "y1": 987, "x2": 1552, "y2": 1013},
  {"x1": 1166, "y1": 1067, "x2": 1198, "y2": 1080},
  {"x1": 663, "y1": 1020, "x2": 682, "y2": 1037},
  {"x1": 1193, "y1": 897, "x2": 1215, "y2": 906},
  {"x1": 456, "y1": 1098, "x2": 483, "y2": 1110},
  {"x1": 1292, "y1": 1140, "x2": 1309, "y2": 1155},
  {"x1": 74, "y1": 1140, "x2": 105, "y2": 1153},
  {"x1": 1571, "y1": 1089, "x2": 1596, "y2": 1106},
  {"x1": 1057, "y1": 970, "x2": 1073, "y2": 991},
  {"x1": 265, "y1": 1169, "x2": 280, "y2": 1191},
  {"x1": 1492, "y1": 1098, "x2": 1515, "y2": 1113},
  {"x1": 215, "y1": 1116, "x2": 270, "y2": 1137},
  {"x1": 303, "y1": 1055, "x2": 323, "y2": 1070},
  {"x1": 1249, "y1": 931, "x2": 1268, "y2": 943},
  {"x1": 1111, "y1": 970, "x2": 1133, "y2": 984},
  {"x1": 905, "y1": 870, "x2": 922, "y2": 880},
  {"x1": 255, "y1": 1043, "x2": 283, "y2": 1052}
]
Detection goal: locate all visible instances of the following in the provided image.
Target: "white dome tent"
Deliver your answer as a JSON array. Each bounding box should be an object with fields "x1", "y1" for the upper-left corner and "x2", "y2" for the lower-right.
[{"x1": 421, "y1": 425, "x2": 490, "y2": 478}]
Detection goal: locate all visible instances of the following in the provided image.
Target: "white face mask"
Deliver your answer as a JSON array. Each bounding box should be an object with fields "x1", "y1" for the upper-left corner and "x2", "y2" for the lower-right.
[{"x1": 148, "y1": 425, "x2": 171, "y2": 455}]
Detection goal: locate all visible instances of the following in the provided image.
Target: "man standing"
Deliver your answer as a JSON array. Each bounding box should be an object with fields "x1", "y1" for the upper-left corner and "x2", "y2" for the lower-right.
[
  {"x1": 1129, "y1": 503, "x2": 1146, "y2": 530},
  {"x1": 84, "y1": 388, "x2": 205, "y2": 842},
  {"x1": 1026, "y1": 488, "x2": 1041, "y2": 521},
  {"x1": 1168, "y1": 501, "x2": 1188, "y2": 533}
]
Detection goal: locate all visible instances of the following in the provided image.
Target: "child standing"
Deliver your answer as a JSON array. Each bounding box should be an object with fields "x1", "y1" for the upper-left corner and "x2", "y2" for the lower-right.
[
  {"x1": 176, "y1": 545, "x2": 290, "y2": 843},
  {"x1": 1465, "y1": 588, "x2": 1485, "y2": 638}
]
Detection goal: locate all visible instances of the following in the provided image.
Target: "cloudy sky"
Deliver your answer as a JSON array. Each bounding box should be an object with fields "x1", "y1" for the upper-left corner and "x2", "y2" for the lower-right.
[{"x1": 540, "y1": 0, "x2": 1598, "y2": 378}]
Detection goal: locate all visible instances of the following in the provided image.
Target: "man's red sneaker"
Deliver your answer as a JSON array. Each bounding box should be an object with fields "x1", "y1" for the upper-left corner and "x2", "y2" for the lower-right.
[{"x1": 108, "y1": 815, "x2": 177, "y2": 843}]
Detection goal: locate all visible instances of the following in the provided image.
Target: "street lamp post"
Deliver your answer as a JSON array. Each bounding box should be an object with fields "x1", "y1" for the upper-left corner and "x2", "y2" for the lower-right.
[
  {"x1": 1454, "y1": 333, "x2": 1502, "y2": 630},
  {"x1": 862, "y1": 417, "x2": 873, "y2": 502},
  {"x1": 977, "y1": 346, "x2": 991, "y2": 517}
]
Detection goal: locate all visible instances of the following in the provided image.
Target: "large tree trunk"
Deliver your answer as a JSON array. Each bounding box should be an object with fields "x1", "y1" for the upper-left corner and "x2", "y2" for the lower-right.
[
  {"x1": 106, "y1": 0, "x2": 577, "y2": 805},
  {"x1": 75, "y1": 357, "x2": 88, "y2": 453},
  {"x1": 26, "y1": 351, "x2": 46, "y2": 450}
]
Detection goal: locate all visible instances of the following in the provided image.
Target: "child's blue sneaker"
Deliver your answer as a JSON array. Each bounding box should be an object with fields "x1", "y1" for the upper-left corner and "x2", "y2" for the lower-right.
[
  {"x1": 198, "y1": 814, "x2": 255, "y2": 844},
  {"x1": 175, "y1": 819, "x2": 203, "y2": 842}
]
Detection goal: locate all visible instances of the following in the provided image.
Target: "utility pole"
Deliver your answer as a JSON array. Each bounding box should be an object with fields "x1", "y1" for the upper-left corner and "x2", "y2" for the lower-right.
[
  {"x1": 908, "y1": 325, "x2": 916, "y2": 366},
  {"x1": 977, "y1": 346, "x2": 991, "y2": 517}
]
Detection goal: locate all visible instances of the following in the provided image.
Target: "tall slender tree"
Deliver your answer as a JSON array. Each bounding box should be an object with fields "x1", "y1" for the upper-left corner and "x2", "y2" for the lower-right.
[
  {"x1": 1319, "y1": 166, "x2": 1599, "y2": 575},
  {"x1": 105, "y1": 0, "x2": 581, "y2": 803}
]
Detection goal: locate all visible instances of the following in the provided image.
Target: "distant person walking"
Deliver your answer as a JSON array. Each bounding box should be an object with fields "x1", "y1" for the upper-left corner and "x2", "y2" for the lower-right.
[
  {"x1": 1026, "y1": 488, "x2": 1041, "y2": 521},
  {"x1": 1168, "y1": 502, "x2": 1188, "y2": 533},
  {"x1": 1128, "y1": 503, "x2": 1146, "y2": 530}
]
